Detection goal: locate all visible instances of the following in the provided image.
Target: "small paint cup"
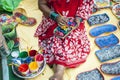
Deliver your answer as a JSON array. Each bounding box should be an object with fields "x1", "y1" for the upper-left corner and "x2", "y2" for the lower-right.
[
  {"x1": 19, "y1": 51, "x2": 28, "y2": 60},
  {"x1": 35, "y1": 54, "x2": 44, "y2": 67},
  {"x1": 24, "y1": 57, "x2": 32, "y2": 64},
  {"x1": 18, "y1": 63, "x2": 29, "y2": 76},
  {"x1": 29, "y1": 61, "x2": 39, "y2": 73},
  {"x1": 28, "y1": 50, "x2": 37, "y2": 59}
]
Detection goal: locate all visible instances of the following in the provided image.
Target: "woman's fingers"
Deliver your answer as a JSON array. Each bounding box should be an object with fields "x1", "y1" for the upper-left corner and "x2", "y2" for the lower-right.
[
  {"x1": 75, "y1": 17, "x2": 80, "y2": 26},
  {"x1": 58, "y1": 23, "x2": 63, "y2": 26},
  {"x1": 58, "y1": 19, "x2": 66, "y2": 26},
  {"x1": 56, "y1": 16, "x2": 67, "y2": 26}
]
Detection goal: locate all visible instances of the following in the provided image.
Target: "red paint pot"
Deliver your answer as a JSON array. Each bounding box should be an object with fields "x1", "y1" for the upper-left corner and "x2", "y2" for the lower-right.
[
  {"x1": 29, "y1": 50, "x2": 37, "y2": 58},
  {"x1": 18, "y1": 63, "x2": 29, "y2": 75}
]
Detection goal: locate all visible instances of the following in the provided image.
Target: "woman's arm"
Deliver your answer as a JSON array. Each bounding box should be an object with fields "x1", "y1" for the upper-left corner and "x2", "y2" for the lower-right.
[
  {"x1": 38, "y1": 0, "x2": 66, "y2": 26},
  {"x1": 38, "y1": 0, "x2": 51, "y2": 17}
]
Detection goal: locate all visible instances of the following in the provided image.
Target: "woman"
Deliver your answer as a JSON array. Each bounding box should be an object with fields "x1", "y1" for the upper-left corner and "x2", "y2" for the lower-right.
[{"x1": 35, "y1": 0, "x2": 93, "y2": 80}]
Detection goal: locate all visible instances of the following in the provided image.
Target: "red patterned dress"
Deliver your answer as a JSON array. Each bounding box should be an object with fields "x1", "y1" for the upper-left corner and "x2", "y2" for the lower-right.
[{"x1": 35, "y1": 0, "x2": 93, "y2": 68}]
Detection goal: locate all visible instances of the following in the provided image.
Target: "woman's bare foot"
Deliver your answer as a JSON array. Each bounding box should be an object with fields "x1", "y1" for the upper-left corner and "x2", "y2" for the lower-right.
[{"x1": 49, "y1": 64, "x2": 65, "y2": 80}]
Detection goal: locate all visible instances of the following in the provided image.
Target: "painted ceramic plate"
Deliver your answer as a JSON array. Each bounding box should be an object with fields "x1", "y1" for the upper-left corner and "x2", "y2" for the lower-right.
[
  {"x1": 112, "y1": 4, "x2": 120, "y2": 19},
  {"x1": 12, "y1": 59, "x2": 46, "y2": 79}
]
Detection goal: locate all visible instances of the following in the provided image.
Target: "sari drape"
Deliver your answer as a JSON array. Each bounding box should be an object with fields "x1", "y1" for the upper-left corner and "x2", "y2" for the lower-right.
[{"x1": 35, "y1": 0, "x2": 93, "y2": 68}]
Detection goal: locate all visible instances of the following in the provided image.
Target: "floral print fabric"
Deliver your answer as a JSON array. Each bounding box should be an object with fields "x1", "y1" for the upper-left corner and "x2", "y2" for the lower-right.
[{"x1": 35, "y1": 0, "x2": 93, "y2": 68}]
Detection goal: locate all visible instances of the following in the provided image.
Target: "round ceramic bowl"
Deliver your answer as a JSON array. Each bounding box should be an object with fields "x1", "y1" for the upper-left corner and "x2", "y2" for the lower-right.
[
  {"x1": 12, "y1": 58, "x2": 46, "y2": 79},
  {"x1": 112, "y1": 4, "x2": 120, "y2": 19}
]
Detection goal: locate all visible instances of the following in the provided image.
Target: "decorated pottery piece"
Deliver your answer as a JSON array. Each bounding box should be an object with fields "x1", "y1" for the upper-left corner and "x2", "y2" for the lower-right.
[
  {"x1": 89, "y1": 24, "x2": 117, "y2": 37},
  {"x1": 0, "y1": 14, "x2": 16, "y2": 25},
  {"x1": 76, "y1": 68, "x2": 104, "y2": 80},
  {"x1": 0, "y1": 14, "x2": 17, "y2": 39},
  {"x1": 100, "y1": 61, "x2": 120, "y2": 75},
  {"x1": 94, "y1": 0, "x2": 110, "y2": 8},
  {"x1": 95, "y1": 45, "x2": 120, "y2": 62},
  {"x1": 54, "y1": 17, "x2": 77, "y2": 39},
  {"x1": 95, "y1": 34, "x2": 119, "y2": 48},
  {"x1": 14, "y1": 12, "x2": 37, "y2": 26},
  {"x1": 87, "y1": 13, "x2": 110, "y2": 26},
  {"x1": 112, "y1": 4, "x2": 120, "y2": 19}
]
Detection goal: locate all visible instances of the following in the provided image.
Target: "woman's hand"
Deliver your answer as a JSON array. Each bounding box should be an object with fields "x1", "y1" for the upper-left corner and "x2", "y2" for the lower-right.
[{"x1": 56, "y1": 16, "x2": 67, "y2": 27}]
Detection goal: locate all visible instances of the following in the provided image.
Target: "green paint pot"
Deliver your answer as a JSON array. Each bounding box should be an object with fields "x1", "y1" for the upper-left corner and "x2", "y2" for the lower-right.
[{"x1": 19, "y1": 51, "x2": 28, "y2": 60}]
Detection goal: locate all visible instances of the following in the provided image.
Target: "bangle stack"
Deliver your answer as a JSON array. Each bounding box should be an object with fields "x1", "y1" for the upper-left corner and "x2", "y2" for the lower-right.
[{"x1": 49, "y1": 11, "x2": 59, "y2": 21}]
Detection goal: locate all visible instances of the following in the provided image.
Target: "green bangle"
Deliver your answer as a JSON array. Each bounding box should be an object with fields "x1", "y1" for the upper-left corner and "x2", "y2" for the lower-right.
[
  {"x1": 79, "y1": 18, "x2": 83, "y2": 22},
  {"x1": 49, "y1": 11, "x2": 59, "y2": 21}
]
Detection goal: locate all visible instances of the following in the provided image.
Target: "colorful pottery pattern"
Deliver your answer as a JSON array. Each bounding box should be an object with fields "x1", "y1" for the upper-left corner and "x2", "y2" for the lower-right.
[
  {"x1": 95, "y1": 34, "x2": 119, "y2": 48},
  {"x1": 14, "y1": 12, "x2": 37, "y2": 26},
  {"x1": 0, "y1": 12, "x2": 37, "y2": 27},
  {"x1": 0, "y1": 14, "x2": 17, "y2": 40},
  {"x1": 54, "y1": 17, "x2": 77, "y2": 38},
  {"x1": 100, "y1": 61, "x2": 120, "y2": 75},
  {"x1": 0, "y1": 14, "x2": 16, "y2": 25},
  {"x1": 89, "y1": 24, "x2": 117, "y2": 37},
  {"x1": 76, "y1": 68, "x2": 104, "y2": 80},
  {"x1": 94, "y1": 0, "x2": 110, "y2": 8},
  {"x1": 112, "y1": 4, "x2": 120, "y2": 19},
  {"x1": 87, "y1": 13, "x2": 110, "y2": 26},
  {"x1": 95, "y1": 45, "x2": 120, "y2": 62}
]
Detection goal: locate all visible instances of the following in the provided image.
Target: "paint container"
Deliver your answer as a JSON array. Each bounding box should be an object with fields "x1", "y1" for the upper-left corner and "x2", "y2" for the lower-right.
[
  {"x1": 35, "y1": 54, "x2": 44, "y2": 67},
  {"x1": 29, "y1": 61, "x2": 39, "y2": 73},
  {"x1": 18, "y1": 63, "x2": 29, "y2": 76},
  {"x1": 28, "y1": 50, "x2": 37, "y2": 59},
  {"x1": 19, "y1": 51, "x2": 28, "y2": 61}
]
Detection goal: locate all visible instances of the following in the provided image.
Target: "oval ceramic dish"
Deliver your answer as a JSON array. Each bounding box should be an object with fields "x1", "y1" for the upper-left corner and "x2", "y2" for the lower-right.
[{"x1": 12, "y1": 59, "x2": 46, "y2": 79}]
